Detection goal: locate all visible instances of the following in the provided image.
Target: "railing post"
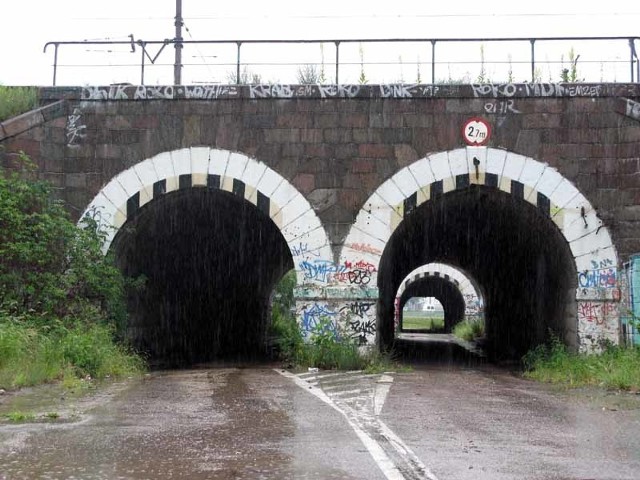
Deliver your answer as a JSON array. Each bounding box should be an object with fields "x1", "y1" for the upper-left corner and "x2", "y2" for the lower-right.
[
  {"x1": 140, "y1": 42, "x2": 146, "y2": 85},
  {"x1": 530, "y1": 39, "x2": 536, "y2": 82},
  {"x1": 335, "y1": 41, "x2": 340, "y2": 84},
  {"x1": 629, "y1": 38, "x2": 638, "y2": 83},
  {"x1": 236, "y1": 42, "x2": 242, "y2": 85},
  {"x1": 52, "y1": 43, "x2": 59, "y2": 87},
  {"x1": 431, "y1": 40, "x2": 436, "y2": 84}
]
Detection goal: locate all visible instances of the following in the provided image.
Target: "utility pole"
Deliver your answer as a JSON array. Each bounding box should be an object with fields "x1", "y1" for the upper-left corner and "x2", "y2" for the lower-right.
[{"x1": 174, "y1": 0, "x2": 183, "y2": 85}]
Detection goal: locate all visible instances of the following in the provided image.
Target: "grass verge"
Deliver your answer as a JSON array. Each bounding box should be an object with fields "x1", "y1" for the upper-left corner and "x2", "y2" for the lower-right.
[
  {"x1": 0, "y1": 319, "x2": 145, "y2": 390},
  {"x1": 402, "y1": 312, "x2": 445, "y2": 330},
  {"x1": 523, "y1": 339, "x2": 640, "y2": 391}
]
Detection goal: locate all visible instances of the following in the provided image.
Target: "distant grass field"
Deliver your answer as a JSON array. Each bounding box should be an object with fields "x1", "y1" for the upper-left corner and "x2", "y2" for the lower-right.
[{"x1": 401, "y1": 311, "x2": 445, "y2": 331}]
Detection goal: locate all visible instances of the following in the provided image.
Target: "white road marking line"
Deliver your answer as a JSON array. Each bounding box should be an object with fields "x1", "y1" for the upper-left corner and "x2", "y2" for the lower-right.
[
  {"x1": 276, "y1": 369, "x2": 406, "y2": 480},
  {"x1": 276, "y1": 369, "x2": 439, "y2": 480},
  {"x1": 327, "y1": 388, "x2": 364, "y2": 397}
]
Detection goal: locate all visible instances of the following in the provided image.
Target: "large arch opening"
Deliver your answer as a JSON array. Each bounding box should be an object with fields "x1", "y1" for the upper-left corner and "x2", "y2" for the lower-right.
[
  {"x1": 112, "y1": 187, "x2": 293, "y2": 366},
  {"x1": 80, "y1": 147, "x2": 332, "y2": 367},
  {"x1": 378, "y1": 185, "x2": 577, "y2": 360}
]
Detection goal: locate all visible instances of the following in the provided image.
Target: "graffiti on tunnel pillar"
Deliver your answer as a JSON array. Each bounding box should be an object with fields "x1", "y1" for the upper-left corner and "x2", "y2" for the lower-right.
[
  {"x1": 577, "y1": 301, "x2": 618, "y2": 326},
  {"x1": 291, "y1": 242, "x2": 320, "y2": 257},
  {"x1": 299, "y1": 302, "x2": 338, "y2": 339},
  {"x1": 299, "y1": 259, "x2": 377, "y2": 285},
  {"x1": 297, "y1": 300, "x2": 377, "y2": 345},
  {"x1": 340, "y1": 301, "x2": 376, "y2": 345},
  {"x1": 578, "y1": 259, "x2": 617, "y2": 289}
]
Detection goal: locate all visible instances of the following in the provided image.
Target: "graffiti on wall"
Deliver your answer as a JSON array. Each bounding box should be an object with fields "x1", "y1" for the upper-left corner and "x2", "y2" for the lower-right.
[
  {"x1": 297, "y1": 300, "x2": 376, "y2": 345},
  {"x1": 291, "y1": 242, "x2": 320, "y2": 257},
  {"x1": 578, "y1": 301, "x2": 618, "y2": 326},
  {"x1": 625, "y1": 98, "x2": 640, "y2": 121},
  {"x1": 248, "y1": 83, "x2": 440, "y2": 99},
  {"x1": 341, "y1": 301, "x2": 376, "y2": 345},
  {"x1": 345, "y1": 242, "x2": 382, "y2": 256},
  {"x1": 298, "y1": 303, "x2": 338, "y2": 338},
  {"x1": 578, "y1": 259, "x2": 617, "y2": 289},
  {"x1": 299, "y1": 259, "x2": 378, "y2": 285},
  {"x1": 81, "y1": 85, "x2": 239, "y2": 101},
  {"x1": 483, "y1": 100, "x2": 521, "y2": 114},
  {"x1": 472, "y1": 83, "x2": 603, "y2": 98},
  {"x1": 463, "y1": 293, "x2": 483, "y2": 316},
  {"x1": 66, "y1": 107, "x2": 86, "y2": 146}
]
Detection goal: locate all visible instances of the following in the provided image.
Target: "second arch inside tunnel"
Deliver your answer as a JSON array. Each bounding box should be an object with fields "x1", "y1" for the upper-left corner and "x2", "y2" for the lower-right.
[
  {"x1": 377, "y1": 185, "x2": 578, "y2": 360},
  {"x1": 399, "y1": 278, "x2": 466, "y2": 333},
  {"x1": 112, "y1": 187, "x2": 293, "y2": 366}
]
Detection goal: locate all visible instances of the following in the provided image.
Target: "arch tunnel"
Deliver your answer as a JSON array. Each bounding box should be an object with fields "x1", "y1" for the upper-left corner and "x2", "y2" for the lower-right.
[
  {"x1": 377, "y1": 185, "x2": 578, "y2": 360},
  {"x1": 399, "y1": 277, "x2": 466, "y2": 333},
  {"x1": 112, "y1": 187, "x2": 293, "y2": 366}
]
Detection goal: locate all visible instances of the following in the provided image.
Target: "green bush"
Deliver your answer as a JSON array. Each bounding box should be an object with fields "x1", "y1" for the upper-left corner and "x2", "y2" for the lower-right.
[
  {"x1": 0, "y1": 86, "x2": 38, "y2": 123},
  {"x1": 0, "y1": 155, "x2": 144, "y2": 389}
]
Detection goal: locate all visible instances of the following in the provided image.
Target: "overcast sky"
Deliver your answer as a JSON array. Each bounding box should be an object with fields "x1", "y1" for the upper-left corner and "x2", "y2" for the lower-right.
[{"x1": 2, "y1": 0, "x2": 639, "y2": 85}]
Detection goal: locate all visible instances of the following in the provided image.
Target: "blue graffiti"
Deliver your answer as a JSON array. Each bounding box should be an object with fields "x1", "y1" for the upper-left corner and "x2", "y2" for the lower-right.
[
  {"x1": 299, "y1": 259, "x2": 346, "y2": 283},
  {"x1": 301, "y1": 303, "x2": 338, "y2": 337},
  {"x1": 291, "y1": 242, "x2": 320, "y2": 257},
  {"x1": 578, "y1": 268, "x2": 617, "y2": 289}
]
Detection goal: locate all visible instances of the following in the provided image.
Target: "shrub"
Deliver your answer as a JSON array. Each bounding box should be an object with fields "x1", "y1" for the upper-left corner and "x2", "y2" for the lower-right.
[{"x1": 0, "y1": 154, "x2": 144, "y2": 389}]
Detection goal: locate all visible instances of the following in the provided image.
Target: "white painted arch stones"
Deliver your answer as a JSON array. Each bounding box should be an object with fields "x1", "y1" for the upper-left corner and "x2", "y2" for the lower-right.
[
  {"x1": 341, "y1": 146, "x2": 620, "y2": 351},
  {"x1": 81, "y1": 147, "x2": 332, "y2": 264},
  {"x1": 396, "y1": 263, "x2": 484, "y2": 320}
]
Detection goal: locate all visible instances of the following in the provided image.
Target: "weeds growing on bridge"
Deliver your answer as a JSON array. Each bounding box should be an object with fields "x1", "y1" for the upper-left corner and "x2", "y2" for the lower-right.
[
  {"x1": 0, "y1": 86, "x2": 38, "y2": 123},
  {"x1": 0, "y1": 154, "x2": 145, "y2": 390},
  {"x1": 523, "y1": 338, "x2": 640, "y2": 391}
]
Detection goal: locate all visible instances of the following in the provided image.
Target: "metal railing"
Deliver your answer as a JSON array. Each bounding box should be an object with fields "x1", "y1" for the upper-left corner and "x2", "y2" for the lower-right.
[{"x1": 44, "y1": 36, "x2": 640, "y2": 86}]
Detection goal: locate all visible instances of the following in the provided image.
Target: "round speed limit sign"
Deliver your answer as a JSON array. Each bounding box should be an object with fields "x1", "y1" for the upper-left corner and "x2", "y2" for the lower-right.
[{"x1": 462, "y1": 117, "x2": 491, "y2": 146}]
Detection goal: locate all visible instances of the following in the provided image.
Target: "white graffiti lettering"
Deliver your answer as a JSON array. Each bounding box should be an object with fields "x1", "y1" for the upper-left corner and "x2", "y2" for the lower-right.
[
  {"x1": 484, "y1": 100, "x2": 521, "y2": 114},
  {"x1": 81, "y1": 85, "x2": 128, "y2": 100},
  {"x1": 184, "y1": 85, "x2": 238, "y2": 99},
  {"x1": 66, "y1": 107, "x2": 86, "y2": 146},
  {"x1": 134, "y1": 86, "x2": 174, "y2": 100},
  {"x1": 625, "y1": 98, "x2": 640, "y2": 121},
  {"x1": 473, "y1": 82, "x2": 602, "y2": 98},
  {"x1": 379, "y1": 84, "x2": 416, "y2": 98}
]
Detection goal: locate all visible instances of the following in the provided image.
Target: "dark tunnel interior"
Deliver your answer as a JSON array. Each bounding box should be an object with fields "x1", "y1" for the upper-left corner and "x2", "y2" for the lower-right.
[
  {"x1": 400, "y1": 278, "x2": 466, "y2": 332},
  {"x1": 112, "y1": 187, "x2": 293, "y2": 367},
  {"x1": 378, "y1": 185, "x2": 577, "y2": 360}
]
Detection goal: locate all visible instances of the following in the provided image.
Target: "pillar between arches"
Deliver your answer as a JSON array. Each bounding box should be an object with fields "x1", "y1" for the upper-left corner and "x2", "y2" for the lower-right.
[{"x1": 294, "y1": 284, "x2": 379, "y2": 347}]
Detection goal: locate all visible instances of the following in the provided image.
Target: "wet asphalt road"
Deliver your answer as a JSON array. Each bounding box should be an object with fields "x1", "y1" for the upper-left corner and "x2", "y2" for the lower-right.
[{"x1": 0, "y1": 357, "x2": 639, "y2": 480}]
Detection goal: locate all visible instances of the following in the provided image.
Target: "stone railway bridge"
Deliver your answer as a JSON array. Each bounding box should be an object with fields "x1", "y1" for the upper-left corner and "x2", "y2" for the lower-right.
[{"x1": 1, "y1": 82, "x2": 639, "y2": 363}]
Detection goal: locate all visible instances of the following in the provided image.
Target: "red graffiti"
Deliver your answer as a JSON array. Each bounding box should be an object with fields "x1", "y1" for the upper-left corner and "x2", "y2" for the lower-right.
[{"x1": 577, "y1": 302, "x2": 618, "y2": 326}]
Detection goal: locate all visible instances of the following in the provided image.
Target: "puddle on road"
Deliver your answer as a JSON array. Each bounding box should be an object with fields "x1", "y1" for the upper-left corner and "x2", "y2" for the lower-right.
[{"x1": 0, "y1": 368, "x2": 301, "y2": 479}]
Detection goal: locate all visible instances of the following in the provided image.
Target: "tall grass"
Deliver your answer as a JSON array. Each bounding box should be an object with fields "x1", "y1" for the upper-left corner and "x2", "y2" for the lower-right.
[
  {"x1": 0, "y1": 317, "x2": 144, "y2": 389},
  {"x1": 0, "y1": 86, "x2": 38, "y2": 122},
  {"x1": 523, "y1": 339, "x2": 640, "y2": 391},
  {"x1": 453, "y1": 318, "x2": 485, "y2": 341}
]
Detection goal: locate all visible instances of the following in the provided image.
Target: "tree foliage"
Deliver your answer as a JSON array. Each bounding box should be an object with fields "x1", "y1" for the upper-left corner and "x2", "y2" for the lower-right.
[{"x1": 0, "y1": 153, "x2": 128, "y2": 330}]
